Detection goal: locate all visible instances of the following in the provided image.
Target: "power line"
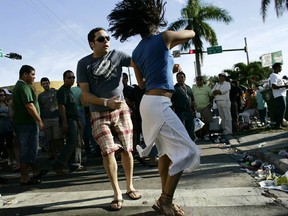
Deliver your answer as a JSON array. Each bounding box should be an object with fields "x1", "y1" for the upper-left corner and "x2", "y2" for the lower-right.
[
  {"x1": 24, "y1": 0, "x2": 89, "y2": 52},
  {"x1": 38, "y1": 0, "x2": 87, "y2": 45}
]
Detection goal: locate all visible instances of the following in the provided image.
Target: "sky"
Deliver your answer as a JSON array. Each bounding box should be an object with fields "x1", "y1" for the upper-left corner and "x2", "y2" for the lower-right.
[{"x1": 1, "y1": 0, "x2": 288, "y2": 87}]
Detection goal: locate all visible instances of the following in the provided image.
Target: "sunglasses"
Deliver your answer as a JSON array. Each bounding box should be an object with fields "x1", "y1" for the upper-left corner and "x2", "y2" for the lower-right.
[
  {"x1": 66, "y1": 76, "x2": 75, "y2": 79},
  {"x1": 95, "y1": 36, "x2": 110, "y2": 43}
]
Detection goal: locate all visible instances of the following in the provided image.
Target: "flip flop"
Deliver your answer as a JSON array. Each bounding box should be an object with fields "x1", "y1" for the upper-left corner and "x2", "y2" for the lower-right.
[
  {"x1": 34, "y1": 169, "x2": 50, "y2": 179},
  {"x1": 110, "y1": 199, "x2": 123, "y2": 211},
  {"x1": 126, "y1": 190, "x2": 142, "y2": 200},
  {"x1": 20, "y1": 177, "x2": 41, "y2": 186}
]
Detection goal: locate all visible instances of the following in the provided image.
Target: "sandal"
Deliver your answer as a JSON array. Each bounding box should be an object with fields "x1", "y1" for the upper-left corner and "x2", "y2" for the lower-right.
[
  {"x1": 110, "y1": 199, "x2": 123, "y2": 211},
  {"x1": 34, "y1": 169, "x2": 50, "y2": 179},
  {"x1": 126, "y1": 190, "x2": 142, "y2": 200},
  {"x1": 20, "y1": 177, "x2": 41, "y2": 186},
  {"x1": 152, "y1": 193, "x2": 185, "y2": 216}
]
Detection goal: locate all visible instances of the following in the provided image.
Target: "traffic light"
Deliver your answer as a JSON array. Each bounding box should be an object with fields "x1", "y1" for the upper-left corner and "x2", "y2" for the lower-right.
[
  {"x1": 189, "y1": 49, "x2": 196, "y2": 54},
  {"x1": 6, "y1": 52, "x2": 22, "y2": 60}
]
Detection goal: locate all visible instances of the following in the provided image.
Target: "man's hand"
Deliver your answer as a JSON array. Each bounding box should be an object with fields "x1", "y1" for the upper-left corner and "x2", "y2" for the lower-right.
[
  {"x1": 61, "y1": 122, "x2": 68, "y2": 135},
  {"x1": 213, "y1": 90, "x2": 221, "y2": 96},
  {"x1": 38, "y1": 120, "x2": 45, "y2": 131},
  {"x1": 173, "y1": 64, "x2": 182, "y2": 73},
  {"x1": 107, "y1": 96, "x2": 125, "y2": 110}
]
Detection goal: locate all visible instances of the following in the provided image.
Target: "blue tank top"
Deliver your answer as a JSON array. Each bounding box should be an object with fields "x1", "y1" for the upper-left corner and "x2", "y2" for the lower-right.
[{"x1": 132, "y1": 33, "x2": 174, "y2": 92}]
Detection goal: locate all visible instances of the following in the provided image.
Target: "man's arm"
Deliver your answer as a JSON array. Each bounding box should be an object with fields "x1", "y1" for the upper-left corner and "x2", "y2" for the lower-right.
[
  {"x1": 272, "y1": 83, "x2": 288, "y2": 89},
  {"x1": 58, "y1": 104, "x2": 68, "y2": 134},
  {"x1": 25, "y1": 103, "x2": 44, "y2": 130},
  {"x1": 79, "y1": 82, "x2": 123, "y2": 110}
]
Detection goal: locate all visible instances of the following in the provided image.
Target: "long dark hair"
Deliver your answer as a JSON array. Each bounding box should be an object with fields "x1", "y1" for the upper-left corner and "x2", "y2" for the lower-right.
[{"x1": 108, "y1": 0, "x2": 167, "y2": 42}]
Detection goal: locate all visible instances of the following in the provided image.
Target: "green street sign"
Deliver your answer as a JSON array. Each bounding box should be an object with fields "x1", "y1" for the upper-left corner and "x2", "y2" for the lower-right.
[
  {"x1": 0, "y1": 48, "x2": 3, "y2": 58},
  {"x1": 271, "y1": 51, "x2": 283, "y2": 65},
  {"x1": 261, "y1": 50, "x2": 283, "y2": 67},
  {"x1": 207, "y1": 45, "x2": 222, "y2": 55}
]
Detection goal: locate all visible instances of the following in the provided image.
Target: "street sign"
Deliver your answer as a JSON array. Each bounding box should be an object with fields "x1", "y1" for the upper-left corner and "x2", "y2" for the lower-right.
[
  {"x1": 0, "y1": 48, "x2": 3, "y2": 58},
  {"x1": 207, "y1": 45, "x2": 222, "y2": 55},
  {"x1": 172, "y1": 50, "x2": 181, "y2": 58},
  {"x1": 272, "y1": 51, "x2": 283, "y2": 65},
  {"x1": 260, "y1": 51, "x2": 283, "y2": 67}
]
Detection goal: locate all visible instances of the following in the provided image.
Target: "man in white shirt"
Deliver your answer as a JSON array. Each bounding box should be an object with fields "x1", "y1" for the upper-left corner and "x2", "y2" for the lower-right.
[
  {"x1": 212, "y1": 72, "x2": 232, "y2": 141},
  {"x1": 269, "y1": 62, "x2": 288, "y2": 129}
]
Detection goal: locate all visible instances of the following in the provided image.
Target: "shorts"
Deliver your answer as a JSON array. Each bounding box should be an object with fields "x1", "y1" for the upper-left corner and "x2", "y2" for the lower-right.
[
  {"x1": 14, "y1": 124, "x2": 39, "y2": 164},
  {"x1": 90, "y1": 103, "x2": 133, "y2": 156},
  {"x1": 43, "y1": 118, "x2": 63, "y2": 141}
]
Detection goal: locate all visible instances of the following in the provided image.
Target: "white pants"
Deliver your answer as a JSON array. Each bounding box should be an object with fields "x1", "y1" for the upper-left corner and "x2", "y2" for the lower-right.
[
  {"x1": 216, "y1": 100, "x2": 232, "y2": 135},
  {"x1": 139, "y1": 95, "x2": 201, "y2": 176}
]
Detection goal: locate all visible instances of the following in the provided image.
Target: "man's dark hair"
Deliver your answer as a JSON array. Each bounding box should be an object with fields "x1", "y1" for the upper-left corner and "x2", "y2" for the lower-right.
[
  {"x1": 88, "y1": 27, "x2": 106, "y2": 49},
  {"x1": 40, "y1": 77, "x2": 50, "y2": 84},
  {"x1": 272, "y1": 62, "x2": 282, "y2": 70},
  {"x1": 63, "y1": 70, "x2": 73, "y2": 79},
  {"x1": 176, "y1": 71, "x2": 186, "y2": 78},
  {"x1": 122, "y1": 72, "x2": 128, "y2": 79},
  {"x1": 19, "y1": 65, "x2": 35, "y2": 77},
  {"x1": 108, "y1": 0, "x2": 167, "y2": 42}
]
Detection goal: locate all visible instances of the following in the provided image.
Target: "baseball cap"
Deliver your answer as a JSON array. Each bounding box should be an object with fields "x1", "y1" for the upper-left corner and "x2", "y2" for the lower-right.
[{"x1": 218, "y1": 72, "x2": 228, "y2": 77}]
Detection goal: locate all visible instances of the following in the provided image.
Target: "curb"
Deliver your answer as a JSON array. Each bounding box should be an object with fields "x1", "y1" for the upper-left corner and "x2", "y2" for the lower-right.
[{"x1": 255, "y1": 150, "x2": 288, "y2": 174}]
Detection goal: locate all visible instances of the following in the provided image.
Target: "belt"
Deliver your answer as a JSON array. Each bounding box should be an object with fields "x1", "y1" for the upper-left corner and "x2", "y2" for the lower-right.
[{"x1": 145, "y1": 89, "x2": 173, "y2": 98}]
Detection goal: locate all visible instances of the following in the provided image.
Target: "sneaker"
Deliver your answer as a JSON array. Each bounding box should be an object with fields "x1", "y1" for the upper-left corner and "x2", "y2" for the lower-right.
[
  {"x1": 51, "y1": 162, "x2": 67, "y2": 176},
  {"x1": 69, "y1": 165, "x2": 87, "y2": 173}
]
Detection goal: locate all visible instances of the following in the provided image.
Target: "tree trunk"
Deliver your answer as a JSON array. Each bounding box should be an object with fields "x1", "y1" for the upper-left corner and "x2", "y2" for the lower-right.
[{"x1": 195, "y1": 53, "x2": 201, "y2": 76}]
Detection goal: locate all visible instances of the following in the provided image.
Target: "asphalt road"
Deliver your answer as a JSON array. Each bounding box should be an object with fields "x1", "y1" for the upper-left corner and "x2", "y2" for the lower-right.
[{"x1": 1, "y1": 140, "x2": 288, "y2": 216}]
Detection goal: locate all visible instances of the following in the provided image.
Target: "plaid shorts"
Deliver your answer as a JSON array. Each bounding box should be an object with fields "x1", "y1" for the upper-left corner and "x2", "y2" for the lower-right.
[{"x1": 90, "y1": 103, "x2": 133, "y2": 156}]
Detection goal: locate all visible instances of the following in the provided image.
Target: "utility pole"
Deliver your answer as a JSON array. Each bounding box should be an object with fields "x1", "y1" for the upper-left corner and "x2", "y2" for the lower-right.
[
  {"x1": 127, "y1": 67, "x2": 132, "y2": 86},
  {"x1": 244, "y1": 37, "x2": 249, "y2": 65}
]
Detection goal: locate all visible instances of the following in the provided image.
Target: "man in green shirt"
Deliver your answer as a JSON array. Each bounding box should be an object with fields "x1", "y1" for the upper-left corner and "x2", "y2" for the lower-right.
[
  {"x1": 13, "y1": 65, "x2": 44, "y2": 185},
  {"x1": 192, "y1": 76, "x2": 213, "y2": 140}
]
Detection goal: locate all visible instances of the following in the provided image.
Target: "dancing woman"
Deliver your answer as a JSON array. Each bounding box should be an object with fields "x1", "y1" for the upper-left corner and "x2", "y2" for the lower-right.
[{"x1": 108, "y1": 1, "x2": 201, "y2": 215}]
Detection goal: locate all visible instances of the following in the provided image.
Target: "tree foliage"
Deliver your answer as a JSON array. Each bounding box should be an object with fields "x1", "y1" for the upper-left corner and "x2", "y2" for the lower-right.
[
  {"x1": 261, "y1": 0, "x2": 288, "y2": 21},
  {"x1": 168, "y1": 0, "x2": 233, "y2": 76},
  {"x1": 224, "y1": 61, "x2": 272, "y2": 87}
]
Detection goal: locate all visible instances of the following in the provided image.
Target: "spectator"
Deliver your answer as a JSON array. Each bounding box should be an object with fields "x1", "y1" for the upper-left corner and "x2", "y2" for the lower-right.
[
  {"x1": 239, "y1": 88, "x2": 257, "y2": 125},
  {"x1": 70, "y1": 84, "x2": 87, "y2": 172},
  {"x1": 0, "y1": 88, "x2": 14, "y2": 163},
  {"x1": 51, "y1": 70, "x2": 79, "y2": 175},
  {"x1": 269, "y1": 62, "x2": 288, "y2": 129},
  {"x1": 38, "y1": 77, "x2": 64, "y2": 160},
  {"x1": 230, "y1": 80, "x2": 242, "y2": 134},
  {"x1": 12, "y1": 65, "x2": 44, "y2": 185},
  {"x1": 171, "y1": 71, "x2": 195, "y2": 141},
  {"x1": 256, "y1": 84, "x2": 267, "y2": 126},
  {"x1": 192, "y1": 76, "x2": 213, "y2": 140},
  {"x1": 212, "y1": 72, "x2": 232, "y2": 142}
]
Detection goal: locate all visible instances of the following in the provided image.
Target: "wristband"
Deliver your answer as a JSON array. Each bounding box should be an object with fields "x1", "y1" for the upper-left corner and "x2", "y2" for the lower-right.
[{"x1": 103, "y1": 99, "x2": 108, "y2": 107}]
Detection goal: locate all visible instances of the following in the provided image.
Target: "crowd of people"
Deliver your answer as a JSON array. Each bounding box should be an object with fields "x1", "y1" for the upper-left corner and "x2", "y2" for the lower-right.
[{"x1": 1, "y1": 0, "x2": 287, "y2": 215}]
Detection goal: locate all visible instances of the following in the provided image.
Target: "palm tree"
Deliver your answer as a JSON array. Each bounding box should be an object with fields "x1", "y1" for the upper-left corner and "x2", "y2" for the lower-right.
[
  {"x1": 261, "y1": 0, "x2": 288, "y2": 21},
  {"x1": 168, "y1": 0, "x2": 233, "y2": 76},
  {"x1": 225, "y1": 61, "x2": 271, "y2": 87}
]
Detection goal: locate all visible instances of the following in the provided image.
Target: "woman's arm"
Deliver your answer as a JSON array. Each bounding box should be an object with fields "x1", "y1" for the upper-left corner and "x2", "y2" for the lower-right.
[
  {"x1": 132, "y1": 61, "x2": 145, "y2": 89},
  {"x1": 162, "y1": 30, "x2": 195, "y2": 49}
]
